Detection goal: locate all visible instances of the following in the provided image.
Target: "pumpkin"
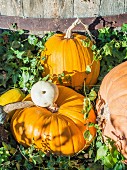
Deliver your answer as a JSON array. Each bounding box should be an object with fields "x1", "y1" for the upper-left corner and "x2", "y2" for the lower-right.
[
  {"x1": 96, "y1": 61, "x2": 127, "y2": 159},
  {"x1": 0, "y1": 88, "x2": 25, "y2": 119},
  {"x1": 0, "y1": 88, "x2": 25, "y2": 106},
  {"x1": 41, "y1": 19, "x2": 100, "y2": 90},
  {"x1": 11, "y1": 82, "x2": 96, "y2": 156}
]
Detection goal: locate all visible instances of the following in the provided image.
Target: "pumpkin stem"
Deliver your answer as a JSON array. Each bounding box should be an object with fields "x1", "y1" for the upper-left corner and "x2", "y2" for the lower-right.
[
  {"x1": 64, "y1": 18, "x2": 80, "y2": 39},
  {"x1": 47, "y1": 103, "x2": 59, "y2": 113},
  {"x1": 64, "y1": 18, "x2": 95, "y2": 43},
  {"x1": 3, "y1": 101, "x2": 34, "y2": 114}
]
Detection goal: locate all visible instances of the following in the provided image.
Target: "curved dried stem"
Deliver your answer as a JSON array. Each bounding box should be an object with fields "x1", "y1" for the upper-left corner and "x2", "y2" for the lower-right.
[
  {"x1": 64, "y1": 18, "x2": 80, "y2": 39},
  {"x1": 3, "y1": 101, "x2": 34, "y2": 113},
  {"x1": 64, "y1": 18, "x2": 95, "y2": 43}
]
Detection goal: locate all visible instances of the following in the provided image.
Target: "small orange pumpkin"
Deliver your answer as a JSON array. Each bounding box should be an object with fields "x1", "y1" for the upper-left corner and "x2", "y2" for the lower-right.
[
  {"x1": 41, "y1": 20, "x2": 100, "y2": 90},
  {"x1": 96, "y1": 61, "x2": 127, "y2": 159},
  {"x1": 11, "y1": 85, "x2": 96, "y2": 156}
]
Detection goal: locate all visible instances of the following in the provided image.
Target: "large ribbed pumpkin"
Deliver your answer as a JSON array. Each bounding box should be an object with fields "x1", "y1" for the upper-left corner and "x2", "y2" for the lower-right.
[
  {"x1": 41, "y1": 25, "x2": 100, "y2": 90},
  {"x1": 96, "y1": 61, "x2": 127, "y2": 159},
  {"x1": 11, "y1": 86, "x2": 96, "y2": 156}
]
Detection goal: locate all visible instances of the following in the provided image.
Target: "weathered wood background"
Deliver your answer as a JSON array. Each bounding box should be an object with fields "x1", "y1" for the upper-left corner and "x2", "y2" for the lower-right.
[
  {"x1": 1, "y1": 0, "x2": 127, "y2": 18},
  {"x1": 0, "y1": 0, "x2": 127, "y2": 34}
]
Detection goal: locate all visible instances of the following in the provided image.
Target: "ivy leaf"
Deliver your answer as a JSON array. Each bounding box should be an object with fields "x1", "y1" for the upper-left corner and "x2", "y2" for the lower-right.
[
  {"x1": 42, "y1": 74, "x2": 50, "y2": 81},
  {"x1": 21, "y1": 70, "x2": 30, "y2": 88},
  {"x1": 95, "y1": 145, "x2": 108, "y2": 161},
  {"x1": 81, "y1": 39, "x2": 90, "y2": 47},
  {"x1": 121, "y1": 23, "x2": 127, "y2": 32},
  {"x1": 36, "y1": 41, "x2": 45, "y2": 49},
  {"x1": 83, "y1": 98, "x2": 92, "y2": 119},
  {"x1": 114, "y1": 163, "x2": 126, "y2": 170},
  {"x1": 85, "y1": 65, "x2": 91, "y2": 74},
  {"x1": 84, "y1": 130, "x2": 93, "y2": 141},
  {"x1": 103, "y1": 154, "x2": 116, "y2": 168},
  {"x1": 12, "y1": 73, "x2": 19, "y2": 84},
  {"x1": 103, "y1": 44, "x2": 112, "y2": 56},
  {"x1": 12, "y1": 49, "x2": 25, "y2": 59},
  {"x1": 18, "y1": 29, "x2": 25, "y2": 35},
  {"x1": 12, "y1": 41, "x2": 21, "y2": 49},
  {"x1": 28, "y1": 35, "x2": 38, "y2": 45},
  {"x1": 88, "y1": 89, "x2": 97, "y2": 101}
]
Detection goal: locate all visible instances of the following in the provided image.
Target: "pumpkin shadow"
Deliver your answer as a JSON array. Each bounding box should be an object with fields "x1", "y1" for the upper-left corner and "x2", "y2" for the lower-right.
[
  {"x1": 39, "y1": 125, "x2": 83, "y2": 155},
  {"x1": 44, "y1": 65, "x2": 86, "y2": 89},
  {"x1": 42, "y1": 54, "x2": 88, "y2": 89},
  {"x1": 14, "y1": 122, "x2": 33, "y2": 146}
]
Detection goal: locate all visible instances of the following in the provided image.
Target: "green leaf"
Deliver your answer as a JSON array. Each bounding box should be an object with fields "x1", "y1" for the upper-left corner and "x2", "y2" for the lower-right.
[
  {"x1": 81, "y1": 39, "x2": 90, "y2": 47},
  {"x1": 96, "y1": 145, "x2": 108, "y2": 161},
  {"x1": 83, "y1": 98, "x2": 92, "y2": 116},
  {"x1": 36, "y1": 41, "x2": 45, "y2": 49},
  {"x1": 28, "y1": 35, "x2": 38, "y2": 45},
  {"x1": 18, "y1": 29, "x2": 25, "y2": 35},
  {"x1": 103, "y1": 154, "x2": 116, "y2": 168},
  {"x1": 91, "y1": 44, "x2": 97, "y2": 51},
  {"x1": 103, "y1": 44, "x2": 112, "y2": 56},
  {"x1": 114, "y1": 163, "x2": 126, "y2": 170},
  {"x1": 42, "y1": 74, "x2": 50, "y2": 81},
  {"x1": 12, "y1": 73, "x2": 18, "y2": 84},
  {"x1": 22, "y1": 70, "x2": 29, "y2": 83},
  {"x1": 11, "y1": 41, "x2": 21, "y2": 49},
  {"x1": 88, "y1": 89, "x2": 97, "y2": 101},
  {"x1": 121, "y1": 23, "x2": 127, "y2": 32},
  {"x1": 1, "y1": 31, "x2": 10, "y2": 36},
  {"x1": 85, "y1": 65, "x2": 91, "y2": 74},
  {"x1": 84, "y1": 130, "x2": 93, "y2": 141}
]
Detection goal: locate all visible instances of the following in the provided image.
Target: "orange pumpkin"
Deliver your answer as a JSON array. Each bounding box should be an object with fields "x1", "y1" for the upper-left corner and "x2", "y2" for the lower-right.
[
  {"x1": 41, "y1": 21, "x2": 100, "y2": 90},
  {"x1": 11, "y1": 85, "x2": 96, "y2": 156},
  {"x1": 96, "y1": 61, "x2": 127, "y2": 159}
]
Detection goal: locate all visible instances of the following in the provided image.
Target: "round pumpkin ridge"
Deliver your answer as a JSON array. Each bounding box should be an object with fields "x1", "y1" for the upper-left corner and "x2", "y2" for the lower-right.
[
  {"x1": 41, "y1": 19, "x2": 100, "y2": 90},
  {"x1": 96, "y1": 61, "x2": 127, "y2": 159},
  {"x1": 10, "y1": 85, "x2": 96, "y2": 156}
]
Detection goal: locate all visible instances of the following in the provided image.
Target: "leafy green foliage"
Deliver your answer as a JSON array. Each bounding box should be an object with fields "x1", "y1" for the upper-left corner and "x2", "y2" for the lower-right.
[
  {"x1": 0, "y1": 134, "x2": 88, "y2": 170},
  {"x1": 93, "y1": 24, "x2": 127, "y2": 86},
  {"x1": 0, "y1": 30, "x2": 53, "y2": 94}
]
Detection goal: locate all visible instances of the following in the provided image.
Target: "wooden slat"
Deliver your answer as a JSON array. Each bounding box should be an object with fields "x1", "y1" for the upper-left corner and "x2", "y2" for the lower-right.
[
  {"x1": 0, "y1": 14, "x2": 127, "y2": 32},
  {"x1": 99, "y1": 0, "x2": 126, "y2": 16}
]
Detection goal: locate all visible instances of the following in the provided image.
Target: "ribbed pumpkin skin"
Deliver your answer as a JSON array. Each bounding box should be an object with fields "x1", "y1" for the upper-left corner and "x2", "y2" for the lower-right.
[
  {"x1": 41, "y1": 33, "x2": 100, "y2": 89},
  {"x1": 96, "y1": 61, "x2": 127, "y2": 158},
  {"x1": 11, "y1": 86, "x2": 96, "y2": 156}
]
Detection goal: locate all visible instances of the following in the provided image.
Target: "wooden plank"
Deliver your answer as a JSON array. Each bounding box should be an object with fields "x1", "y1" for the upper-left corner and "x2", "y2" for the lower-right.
[
  {"x1": 0, "y1": 0, "x2": 74, "y2": 18},
  {"x1": 1, "y1": 0, "x2": 127, "y2": 19},
  {"x1": 74, "y1": 0, "x2": 100, "y2": 17},
  {"x1": 22, "y1": 0, "x2": 44, "y2": 18},
  {"x1": 124, "y1": 0, "x2": 127, "y2": 12},
  {"x1": 43, "y1": 0, "x2": 74, "y2": 18},
  {"x1": 0, "y1": 14, "x2": 127, "y2": 33},
  {"x1": 99, "y1": 0, "x2": 126, "y2": 16},
  {"x1": 0, "y1": 0, "x2": 24, "y2": 16}
]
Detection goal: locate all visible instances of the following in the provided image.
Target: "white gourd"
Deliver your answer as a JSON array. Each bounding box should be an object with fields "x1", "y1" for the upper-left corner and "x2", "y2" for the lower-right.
[{"x1": 30, "y1": 81, "x2": 59, "y2": 107}]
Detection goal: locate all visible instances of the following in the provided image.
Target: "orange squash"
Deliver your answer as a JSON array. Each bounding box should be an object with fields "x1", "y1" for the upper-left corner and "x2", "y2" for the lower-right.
[
  {"x1": 11, "y1": 85, "x2": 96, "y2": 156},
  {"x1": 41, "y1": 20, "x2": 100, "y2": 90},
  {"x1": 96, "y1": 61, "x2": 127, "y2": 159}
]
